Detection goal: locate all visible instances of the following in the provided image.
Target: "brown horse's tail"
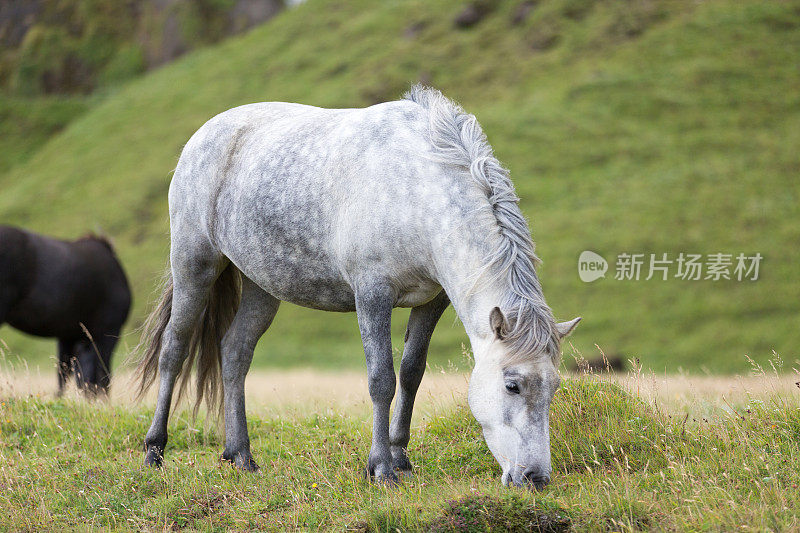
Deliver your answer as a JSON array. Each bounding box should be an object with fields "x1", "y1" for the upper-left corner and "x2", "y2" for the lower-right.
[{"x1": 134, "y1": 264, "x2": 241, "y2": 418}]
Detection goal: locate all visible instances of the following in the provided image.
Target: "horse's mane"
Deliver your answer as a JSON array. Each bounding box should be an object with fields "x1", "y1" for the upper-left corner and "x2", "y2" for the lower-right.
[
  {"x1": 404, "y1": 85, "x2": 560, "y2": 362},
  {"x1": 78, "y1": 232, "x2": 115, "y2": 252}
]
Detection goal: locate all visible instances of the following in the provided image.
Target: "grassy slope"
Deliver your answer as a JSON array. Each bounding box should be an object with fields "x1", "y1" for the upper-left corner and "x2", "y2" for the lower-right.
[
  {"x1": 0, "y1": 377, "x2": 798, "y2": 530},
  {"x1": 0, "y1": 95, "x2": 88, "y2": 173},
  {"x1": 0, "y1": 0, "x2": 798, "y2": 372}
]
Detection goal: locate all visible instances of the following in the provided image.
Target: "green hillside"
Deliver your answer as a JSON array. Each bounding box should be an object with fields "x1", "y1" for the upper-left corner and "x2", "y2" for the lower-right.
[{"x1": 1, "y1": 0, "x2": 798, "y2": 373}]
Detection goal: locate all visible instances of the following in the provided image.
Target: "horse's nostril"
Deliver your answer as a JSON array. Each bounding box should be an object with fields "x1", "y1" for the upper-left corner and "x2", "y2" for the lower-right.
[{"x1": 522, "y1": 468, "x2": 550, "y2": 490}]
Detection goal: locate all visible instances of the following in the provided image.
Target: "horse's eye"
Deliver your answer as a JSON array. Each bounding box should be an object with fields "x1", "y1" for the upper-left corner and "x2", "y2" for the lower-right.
[{"x1": 505, "y1": 382, "x2": 520, "y2": 394}]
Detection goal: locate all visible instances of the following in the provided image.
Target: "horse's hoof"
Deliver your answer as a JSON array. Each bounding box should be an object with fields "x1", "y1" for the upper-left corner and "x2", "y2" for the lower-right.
[
  {"x1": 144, "y1": 446, "x2": 163, "y2": 468},
  {"x1": 377, "y1": 471, "x2": 399, "y2": 485},
  {"x1": 365, "y1": 461, "x2": 399, "y2": 486},
  {"x1": 391, "y1": 448, "x2": 413, "y2": 473},
  {"x1": 365, "y1": 468, "x2": 399, "y2": 486},
  {"x1": 236, "y1": 456, "x2": 260, "y2": 472},
  {"x1": 222, "y1": 449, "x2": 260, "y2": 472}
]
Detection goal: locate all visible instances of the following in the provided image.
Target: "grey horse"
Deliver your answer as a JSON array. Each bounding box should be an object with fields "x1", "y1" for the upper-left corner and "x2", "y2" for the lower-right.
[{"x1": 136, "y1": 86, "x2": 580, "y2": 489}]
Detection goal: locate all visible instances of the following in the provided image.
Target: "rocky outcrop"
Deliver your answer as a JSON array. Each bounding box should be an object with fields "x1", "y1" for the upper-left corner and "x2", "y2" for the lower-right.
[{"x1": 0, "y1": 0, "x2": 284, "y2": 94}]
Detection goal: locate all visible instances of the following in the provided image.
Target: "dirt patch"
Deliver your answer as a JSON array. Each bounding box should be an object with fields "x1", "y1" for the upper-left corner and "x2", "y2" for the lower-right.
[
  {"x1": 170, "y1": 491, "x2": 226, "y2": 530},
  {"x1": 427, "y1": 495, "x2": 571, "y2": 532}
]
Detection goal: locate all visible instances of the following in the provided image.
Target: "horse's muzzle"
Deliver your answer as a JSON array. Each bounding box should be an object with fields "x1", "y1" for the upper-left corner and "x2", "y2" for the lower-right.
[
  {"x1": 504, "y1": 468, "x2": 551, "y2": 490},
  {"x1": 521, "y1": 467, "x2": 550, "y2": 491}
]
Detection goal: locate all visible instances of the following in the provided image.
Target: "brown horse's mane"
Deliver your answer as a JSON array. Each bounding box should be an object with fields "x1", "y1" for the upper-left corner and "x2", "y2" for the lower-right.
[{"x1": 77, "y1": 232, "x2": 115, "y2": 251}]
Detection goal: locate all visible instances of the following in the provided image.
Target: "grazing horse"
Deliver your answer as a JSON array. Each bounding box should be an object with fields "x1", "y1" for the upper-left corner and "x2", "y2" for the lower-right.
[
  {"x1": 0, "y1": 226, "x2": 131, "y2": 395},
  {"x1": 136, "y1": 86, "x2": 580, "y2": 489}
]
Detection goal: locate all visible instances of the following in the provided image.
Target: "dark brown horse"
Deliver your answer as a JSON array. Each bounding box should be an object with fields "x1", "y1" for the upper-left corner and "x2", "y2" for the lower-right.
[{"x1": 0, "y1": 225, "x2": 131, "y2": 395}]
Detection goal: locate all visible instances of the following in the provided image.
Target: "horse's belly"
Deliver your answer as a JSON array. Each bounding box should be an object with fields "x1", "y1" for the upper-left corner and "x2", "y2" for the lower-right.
[
  {"x1": 230, "y1": 253, "x2": 440, "y2": 312},
  {"x1": 6, "y1": 298, "x2": 81, "y2": 338},
  {"x1": 247, "y1": 271, "x2": 440, "y2": 312},
  {"x1": 234, "y1": 259, "x2": 356, "y2": 312},
  {"x1": 266, "y1": 278, "x2": 356, "y2": 312}
]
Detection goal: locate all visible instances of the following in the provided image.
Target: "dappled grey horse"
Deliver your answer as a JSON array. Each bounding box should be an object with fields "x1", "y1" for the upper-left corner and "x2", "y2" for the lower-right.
[{"x1": 136, "y1": 86, "x2": 580, "y2": 489}]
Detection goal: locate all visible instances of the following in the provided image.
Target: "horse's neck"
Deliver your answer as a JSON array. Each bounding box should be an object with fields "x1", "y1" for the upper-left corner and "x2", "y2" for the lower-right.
[{"x1": 434, "y1": 234, "x2": 507, "y2": 345}]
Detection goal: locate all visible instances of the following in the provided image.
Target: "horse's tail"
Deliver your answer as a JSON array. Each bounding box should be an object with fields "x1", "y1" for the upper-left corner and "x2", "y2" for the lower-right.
[
  {"x1": 134, "y1": 272, "x2": 174, "y2": 402},
  {"x1": 134, "y1": 264, "x2": 241, "y2": 418}
]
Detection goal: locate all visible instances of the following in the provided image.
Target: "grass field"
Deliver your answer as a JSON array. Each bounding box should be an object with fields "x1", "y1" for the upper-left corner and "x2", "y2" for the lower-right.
[
  {"x1": 1, "y1": 0, "x2": 798, "y2": 374},
  {"x1": 1, "y1": 364, "x2": 798, "y2": 531}
]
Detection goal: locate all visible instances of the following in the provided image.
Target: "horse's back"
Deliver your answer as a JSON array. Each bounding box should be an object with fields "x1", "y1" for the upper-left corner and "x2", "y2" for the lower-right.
[
  {"x1": 171, "y1": 99, "x2": 434, "y2": 232},
  {"x1": 172, "y1": 100, "x2": 428, "y2": 187}
]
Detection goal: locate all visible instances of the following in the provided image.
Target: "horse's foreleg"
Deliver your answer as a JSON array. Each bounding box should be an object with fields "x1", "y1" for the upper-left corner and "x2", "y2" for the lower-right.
[
  {"x1": 0, "y1": 284, "x2": 14, "y2": 327},
  {"x1": 72, "y1": 340, "x2": 97, "y2": 394},
  {"x1": 355, "y1": 283, "x2": 397, "y2": 484},
  {"x1": 221, "y1": 277, "x2": 279, "y2": 472},
  {"x1": 92, "y1": 331, "x2": 120, "y2": 396},
  {"x1": 389, "y1": 291, "x2": 449, "y2": 472},
  {"x1": 56, "y1": 339, "x2": 74, "y2": 396},
  {"x1": 144, "y1": 264, "x2": 220, "y2": 467}
]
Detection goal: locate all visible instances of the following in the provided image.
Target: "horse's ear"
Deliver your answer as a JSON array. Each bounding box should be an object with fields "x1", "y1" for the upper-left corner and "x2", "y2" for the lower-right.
[
  {"x1": 556, "y1": 317, "x2": 582, "y2": 339},
  {"x1": 489, "y1": 307, "x2": 509, "y2": 340}
]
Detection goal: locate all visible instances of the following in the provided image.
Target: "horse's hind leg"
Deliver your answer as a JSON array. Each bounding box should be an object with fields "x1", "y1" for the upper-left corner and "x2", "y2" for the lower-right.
[
  {"x1": 220, "y1": 276, "x2": 279, "y2": 471},
  {"x1": 389, "y1": 291, "x2": 450, "y2": 472},
  {"x1": 144, "y1": 243, "x2": 225, "y2": 467}
]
